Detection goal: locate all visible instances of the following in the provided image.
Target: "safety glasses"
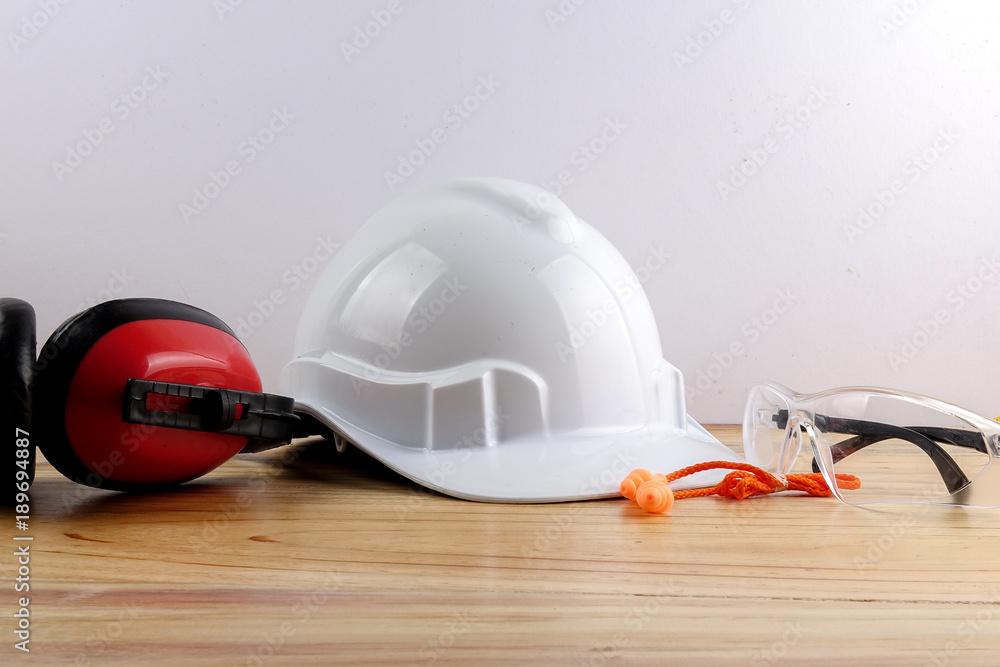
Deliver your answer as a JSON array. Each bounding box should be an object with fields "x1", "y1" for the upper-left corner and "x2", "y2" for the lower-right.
[{"x1": 743, "y1": 383, "x2": 1000, "y2": 507}]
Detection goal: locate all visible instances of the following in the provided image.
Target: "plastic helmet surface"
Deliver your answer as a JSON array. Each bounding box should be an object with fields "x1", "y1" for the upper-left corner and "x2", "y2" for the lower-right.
[{"x1": 281, "y1": 177, "x2": 741, "y2": 502}]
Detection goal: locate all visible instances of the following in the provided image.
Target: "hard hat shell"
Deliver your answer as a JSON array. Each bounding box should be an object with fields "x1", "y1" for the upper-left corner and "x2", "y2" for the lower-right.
[{"x1": 281, "y1": 178, "x2": 741, "y2": 502}]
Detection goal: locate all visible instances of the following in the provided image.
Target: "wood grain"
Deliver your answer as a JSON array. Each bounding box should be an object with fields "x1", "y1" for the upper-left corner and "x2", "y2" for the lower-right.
[{"x1": 6, "y1": 426, "x2": 1000, "y2": 665}]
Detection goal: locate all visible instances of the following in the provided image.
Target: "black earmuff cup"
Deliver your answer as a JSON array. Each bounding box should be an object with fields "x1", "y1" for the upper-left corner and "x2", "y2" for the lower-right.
[
  {"x1": 34, "y1": 298, "x2": 237, "y2": 491},
  {"x1": 0, "y1": 298, "x2": 36, "y2": 505}
]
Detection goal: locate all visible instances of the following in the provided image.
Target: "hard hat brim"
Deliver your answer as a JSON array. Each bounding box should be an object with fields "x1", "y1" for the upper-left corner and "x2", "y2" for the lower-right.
[{"x1": 294, "y1": 401, "x2": 743, "y2": 503}]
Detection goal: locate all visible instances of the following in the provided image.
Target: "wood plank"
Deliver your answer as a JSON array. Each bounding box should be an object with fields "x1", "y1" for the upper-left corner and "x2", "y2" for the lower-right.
[{"x1": 7, "y1": 426, "x2": 1000, "y2": 665}]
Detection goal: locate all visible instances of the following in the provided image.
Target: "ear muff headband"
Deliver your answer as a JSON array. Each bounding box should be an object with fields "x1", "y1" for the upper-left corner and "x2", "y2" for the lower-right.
[{"x1": 1, "y1": 299, "x2": 36, "y2": 505}]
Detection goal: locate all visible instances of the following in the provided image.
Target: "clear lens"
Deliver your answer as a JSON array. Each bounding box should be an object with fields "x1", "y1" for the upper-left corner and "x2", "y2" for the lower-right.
[
  {"x1": 809, "y1": 392, "x2": 990, "y2": 505},
  {"x1": 743, "y1": 385, "x2": 791, "y2": 472}
]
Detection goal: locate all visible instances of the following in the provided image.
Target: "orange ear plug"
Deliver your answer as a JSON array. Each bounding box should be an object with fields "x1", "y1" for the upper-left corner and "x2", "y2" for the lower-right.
[
  {"x1": 635, "y1": 479, "x2": 674, "y2": 513},
  {"x1": 620, "y1": 462, "x2": 861, "y2": 514},
  {"x1": 619, "y1": 468, "x2": 654, "y2": 500}
]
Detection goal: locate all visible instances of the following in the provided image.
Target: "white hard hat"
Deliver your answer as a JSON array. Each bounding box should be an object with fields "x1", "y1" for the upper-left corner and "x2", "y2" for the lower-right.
[{"x1": 281, "y1": 178, "x2": 741, "y2": 502}]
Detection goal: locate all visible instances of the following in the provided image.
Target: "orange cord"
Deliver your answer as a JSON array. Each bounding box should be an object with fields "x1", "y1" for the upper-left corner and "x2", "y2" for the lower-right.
[{"x1": 619, "y1": 461, "x2": 861, "y2": 514}]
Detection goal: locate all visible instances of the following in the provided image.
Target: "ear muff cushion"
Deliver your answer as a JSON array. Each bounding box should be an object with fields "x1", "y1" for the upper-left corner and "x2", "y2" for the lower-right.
[
  {"x1": 0, "y1": 299, "x2": 36, "y2": 506},
  {"x1": 34, "y1": 298, "x2": 256, "y2": 492}
]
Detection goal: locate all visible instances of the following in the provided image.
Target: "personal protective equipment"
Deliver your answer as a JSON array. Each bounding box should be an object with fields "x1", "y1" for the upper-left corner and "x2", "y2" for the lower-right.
[
  {"x1": 3, "y1": 297, "x2": 297, "y2": 502},
  {"x1": 745, "y1": 381, "x2": 1000, "y2": 507},
  {"x1": 281, "y1": 177, "x2": 742, "y2": 502}
]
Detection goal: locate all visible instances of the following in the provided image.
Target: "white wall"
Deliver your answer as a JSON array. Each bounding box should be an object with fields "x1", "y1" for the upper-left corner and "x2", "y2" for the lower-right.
[{"x1": 3, "y1": 1, "x2": 998, "y2": 423}]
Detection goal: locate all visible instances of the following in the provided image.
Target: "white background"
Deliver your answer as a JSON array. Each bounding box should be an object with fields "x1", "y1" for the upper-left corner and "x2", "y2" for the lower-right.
[{"x1": 2, "y1": 0, "x2": 998, "y2": 423}]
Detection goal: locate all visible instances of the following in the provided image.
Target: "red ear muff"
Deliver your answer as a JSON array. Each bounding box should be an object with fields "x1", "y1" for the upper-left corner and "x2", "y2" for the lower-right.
[
  {"x1": 1, "y1": 299, "x2": 36, "y2": 506},
  {"x1": 34, "y1": 298, "x2": 297, "y2": 491}
]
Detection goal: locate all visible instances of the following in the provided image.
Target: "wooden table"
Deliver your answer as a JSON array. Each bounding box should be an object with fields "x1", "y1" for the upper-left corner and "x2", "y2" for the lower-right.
[{"x1": 8, "y1": 426, "x2": 1000, "y2": 665}]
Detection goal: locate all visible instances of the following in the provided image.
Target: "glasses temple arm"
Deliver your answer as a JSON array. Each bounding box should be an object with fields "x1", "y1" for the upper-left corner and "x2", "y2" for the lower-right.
[
  {"x1": 808, "y1": 416, "x2": 972, "y2": 494},
  {"x1": 905, "y1": 425, "x2": 988, "y2": 453}
]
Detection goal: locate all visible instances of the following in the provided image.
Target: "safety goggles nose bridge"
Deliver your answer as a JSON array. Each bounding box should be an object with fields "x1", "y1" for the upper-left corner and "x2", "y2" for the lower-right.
[{"x1": 779, "y1": 410, "x2": 816, "y2": 476}]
